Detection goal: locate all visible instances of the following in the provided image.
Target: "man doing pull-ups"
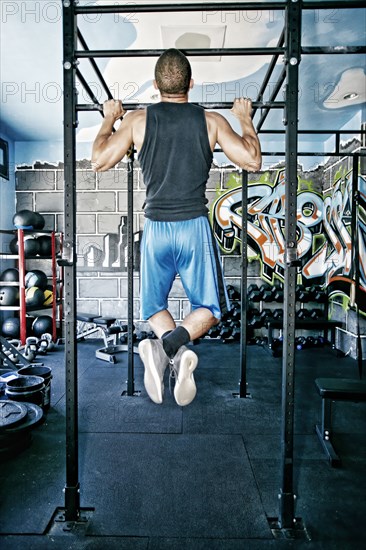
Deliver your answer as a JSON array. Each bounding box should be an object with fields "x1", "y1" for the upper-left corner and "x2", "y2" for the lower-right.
[{"x1": 92, "y1": 48, "x2": 261, "y2": 407}]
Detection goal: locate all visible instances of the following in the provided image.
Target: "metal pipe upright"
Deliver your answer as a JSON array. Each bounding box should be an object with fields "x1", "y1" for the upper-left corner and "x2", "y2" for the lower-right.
[
  {"x1": 278, "y1": 0, "x2": 302, "y2": 530},
  {"x1": 62, "y1": 0, "x2": 80, "y2": 521},
  {"x1": 239, "y1": 171, "x2": 249, "y2": 397},
  {"x1": 127, "y1": 151, "x2": 135, "y2": 396},
  {"x1": 351, "y1": 154, "x2": 363, "y2": 379}
]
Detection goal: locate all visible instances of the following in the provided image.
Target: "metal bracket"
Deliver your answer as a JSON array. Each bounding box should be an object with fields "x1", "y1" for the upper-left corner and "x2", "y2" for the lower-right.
[
  {"x1": 58, "y1": 241, "x2": 74, "y2": 266},
  {"x1": 285, "y1": 244, "x2": 301, "y2": 267}
]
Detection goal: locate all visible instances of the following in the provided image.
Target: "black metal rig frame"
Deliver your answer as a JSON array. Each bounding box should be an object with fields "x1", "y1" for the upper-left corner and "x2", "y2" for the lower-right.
[{"x1": 61, "y1": 0, "x2": 366, "y2": 533}]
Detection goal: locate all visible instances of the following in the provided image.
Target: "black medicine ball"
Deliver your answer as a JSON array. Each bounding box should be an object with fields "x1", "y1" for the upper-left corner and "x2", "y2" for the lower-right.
[
  {"x1": 25, "y1": 269, "x2": 48, "y2": 290},
  {"x1": 13, "y1": 210, "x2": 37, "y2": 229},
  {"x1": 25, "y1": 286, "x2": 45, "y2": 307},
  {"x1": 9, "y1": 236, "x2": 40, "y2": 257},
  {"x1": 37, "y1": 235, "x2": 52, "y2": 256},
  {"x1": 32, "y1": 315, "x2": 53, "y2": 337},
  {"x1": 0, "y1": 268, "x2": 19, "y2": 282},
  {"x1": 33, "y1": 212, "x2": 45, "y2": 230},
  {"x1": 0, "y1": 286, "x2": 19, "y2": 306},
  {"x1": 1, "y1": 317, "x2": 21, "y2": 338}
]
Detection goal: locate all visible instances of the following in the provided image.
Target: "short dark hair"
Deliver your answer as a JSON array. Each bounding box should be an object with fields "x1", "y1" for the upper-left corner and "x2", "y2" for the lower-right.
[{"x1": 154, "y1": 49, "x2": 192, "y2": 95}]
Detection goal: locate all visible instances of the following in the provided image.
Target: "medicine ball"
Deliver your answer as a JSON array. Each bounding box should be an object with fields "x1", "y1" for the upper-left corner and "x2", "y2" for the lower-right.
[
  {"x1": 43, "y1": 288, "x2": 53, "y2": 306},
  {"x1": 1, "y1": 317, "x2": 21, "y2": 338},
  {"x1": 25, "y1": 286, "x2": 45, "y2": 307},
  {"x1": 0, "y1": 286, "x2": 19, "y2": 306},
  {"x1": 33, "y1": 212, "x2": 45, "y2": 230},
  {"x1": 32, "y1": 315, "x2": 53, "y2": 337},
  {"x1": 9, "y1": 236, "x2": 40, "y2": 257},
  {"x1": 13, "y1": 210, "x2": 37, "y2": 229},
  {"x1": 26, "y1": 316, "x2": 35, "y2": 334},
  {"x1": 37, "y1": 235, "x2": 52, "y2": 256},
  {"x1": 25, "y1": 269, "x2": 48, "y2": 290},
  {"x1": 0, "y1": 268, "x2": 19, "y2": 282}
]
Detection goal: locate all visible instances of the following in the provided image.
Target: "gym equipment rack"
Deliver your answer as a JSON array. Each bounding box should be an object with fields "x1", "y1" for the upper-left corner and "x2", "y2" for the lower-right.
[{"x1": 61, "y1": 0, "x2": 366, "y2": 536}]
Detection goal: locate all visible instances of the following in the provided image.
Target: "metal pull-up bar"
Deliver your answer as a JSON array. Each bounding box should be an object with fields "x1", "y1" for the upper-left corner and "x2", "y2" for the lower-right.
[
  {"x1": 73, "y1": 0, "x2": 366, "y2": 14},
  {"x1": 76, "y1": 101, "x2": 285, "y2": 112},
  {"x1": 75, "y1": 47, "x2": 285, "y2": 58}
]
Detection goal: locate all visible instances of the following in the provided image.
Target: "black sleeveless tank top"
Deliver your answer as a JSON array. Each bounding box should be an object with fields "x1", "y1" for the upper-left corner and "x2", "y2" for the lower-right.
[{"x1": 138, "y1": 102, "x2": 213, "y2": 221}]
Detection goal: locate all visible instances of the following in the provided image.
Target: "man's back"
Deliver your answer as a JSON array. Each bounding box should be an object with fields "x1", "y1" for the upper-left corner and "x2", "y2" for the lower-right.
[{"x1": 138, "y1": 102, "x2": 213, "y2": 221}]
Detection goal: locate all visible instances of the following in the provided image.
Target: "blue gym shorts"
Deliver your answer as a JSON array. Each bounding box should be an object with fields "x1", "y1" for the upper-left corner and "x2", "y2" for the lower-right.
[{"x1": 140, "y1": 216, "x2": 230, "y2": 321}]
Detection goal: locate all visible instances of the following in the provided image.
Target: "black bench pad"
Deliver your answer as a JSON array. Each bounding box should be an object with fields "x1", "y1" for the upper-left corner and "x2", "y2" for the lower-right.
[
  {"x1": 77, "y1": 313, "x2": 102, "y2": 323},
  {"x1": 315, "y1": 378, "x2": 366, "y2": 401}
]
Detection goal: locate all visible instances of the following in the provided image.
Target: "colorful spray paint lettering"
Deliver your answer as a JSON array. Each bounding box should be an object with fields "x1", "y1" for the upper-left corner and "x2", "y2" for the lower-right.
[{"x1": 211, "y1": 169, "x2": 366, "y2": 312}]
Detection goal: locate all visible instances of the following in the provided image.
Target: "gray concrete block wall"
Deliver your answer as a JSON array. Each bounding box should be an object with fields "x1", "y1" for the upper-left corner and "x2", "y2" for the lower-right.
[
  {"x1": 13, "y1": 150, "x2": 366, "y2": 357},
  {"x1": 15, "y1": 162, "x2": 242, "y2": 329}
]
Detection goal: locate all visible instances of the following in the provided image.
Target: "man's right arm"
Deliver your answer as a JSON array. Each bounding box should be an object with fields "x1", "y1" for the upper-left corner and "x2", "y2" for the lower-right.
[
  {"x1": 209, "y1": 98, "x2": 262, "y2": 172},
  {"x1": 91, "y1": 100, "x2": 134, "y2": 172}
]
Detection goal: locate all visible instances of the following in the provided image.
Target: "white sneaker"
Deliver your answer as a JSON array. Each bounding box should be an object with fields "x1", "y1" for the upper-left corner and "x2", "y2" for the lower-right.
[
  {"x1": 170, "y1": 346, "x2": 198, "y2": 406},
  {"x1": 139, "y1": 339, "x2": 169, "y2": 404}
]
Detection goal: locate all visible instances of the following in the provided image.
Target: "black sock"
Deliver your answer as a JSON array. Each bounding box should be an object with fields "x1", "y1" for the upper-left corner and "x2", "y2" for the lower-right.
[
  {"x1": 161, "y1": 330, "x2": 172, "y2": 339},
  {"x1": 162, "y1": 326, "x2": 190, "y2": 359}
]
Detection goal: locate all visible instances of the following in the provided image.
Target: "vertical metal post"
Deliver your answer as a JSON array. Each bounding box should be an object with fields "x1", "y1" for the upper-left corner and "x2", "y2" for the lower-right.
[
  {"x1": 239, "y1": 170, "x2": 249, "y2": 397},
  {"x1": 127, "y1": 151, "x2": 135, "y2": 395},
  {"x1": 62, "y1": 0, "x2": 80, "y2": 521},
  {"x1": 278, "y1": 0, "x2": 301, "y2": 529},
  {"x1": 351, "y1": 154, "x2": 363, "y2": 379}
]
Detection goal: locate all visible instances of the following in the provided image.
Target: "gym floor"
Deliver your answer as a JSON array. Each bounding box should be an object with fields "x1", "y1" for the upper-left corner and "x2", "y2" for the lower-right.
[{"x1": 0, "y1": 338, "x2": 365, "y2": 549}]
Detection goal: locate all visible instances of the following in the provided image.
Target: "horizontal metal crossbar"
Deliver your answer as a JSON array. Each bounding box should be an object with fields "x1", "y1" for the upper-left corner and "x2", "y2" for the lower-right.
[
  {"x1": 76, "y1": 101, "x2": 285, "y2": 111},
  {"x1": 75, "y1": 2, "x2": 288, "y2": 15},
  {"x1": 258, "y1": 130, "x2": 366, "y2": 135},
  {"x1": 74, "y1": 0, "x2": 366, "y2": 14},
  {"x1": 303, "y1": 0, "x2": 365, "y2": 8},
  {"x1": 302, "y1": 46, "x2": 366, "y2": 55},
  {"x1": 76, "y1": 48, "x2": 285, "y2": 59}
]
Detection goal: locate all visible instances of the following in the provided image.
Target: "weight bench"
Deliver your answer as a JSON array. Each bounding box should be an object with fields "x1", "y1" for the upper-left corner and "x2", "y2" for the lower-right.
[
  {"x1": 315, "y1": 377, "x2": 366, "y2": 466},
  {"x1": 76, "y1": 313, "x2": 138, "y2": 364}
]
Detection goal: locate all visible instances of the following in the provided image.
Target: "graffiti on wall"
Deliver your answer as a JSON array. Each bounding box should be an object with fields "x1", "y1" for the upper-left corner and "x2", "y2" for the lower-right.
[{"x1": 211, "y1": 169, "x2": 366, "y2": 312}]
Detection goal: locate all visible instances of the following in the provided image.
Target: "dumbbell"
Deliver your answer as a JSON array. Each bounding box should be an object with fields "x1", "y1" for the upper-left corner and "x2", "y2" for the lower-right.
[
  {"x1": 255, "y1": 336, "x2": 268, "y2": 346},
  {"x1": 247, "y1": 285, "x2": 262, "y2": 302},
  {"x1": 314, "y1": 335, "x2": 325, "y2": 347},
  {"x1": 296, "y1": 309, "x2": 310, "y2": 319},
  {"x1": 296, "y1": 285, "x2": 310, "y2": 303},
  {"x1": 271, "y1": 337, "x2": 283, "y2": 357},
  {"x1": 272, "y1": 286, "x2": 284, "y2": 302},
  {"x1": 249, "y1": 315, "x2": 263, "y2": 329},
  {"x1": 247, "y1": 308, "x2": 260, "y2": 325},
  {"x1": 229, "y1": 305, "x2": 241, "y2": 322},
  {"x1": 260, "y1": 308, "x2": 274, "y2": 325},
  {"x1": 307, "y1": 285, "x2": 324, "y2": 301},
  {"x1": 306, "y1": 336, "x2": 315, "y2": 347},
  {"x1": 207, "y1": 325, "x2": 221, "y2": 338},
  {"x1": 247, "y1": 284, "x2": 259, "y2": 294},
  {"x1": 136, "y1": 330, "x2": 149, "y2": 341},
  {"x1": 272, "y1": 309, "x2": 284, "y2": 320},
  {"x1": 262, "y1": 287, "x2": 274, "y2": 302},
  {"x1": 314, "y1": 289, "x2": 327, "y2": 303},
  {"x1": 295, "y1": 336, "x2": 307, "y2": 350},
  {"x1": 309, "y1": 308, "x2": 324, "y2": 319},
  {"x1": 226, "y1": 285, "x2": 241, "y2": 301}
]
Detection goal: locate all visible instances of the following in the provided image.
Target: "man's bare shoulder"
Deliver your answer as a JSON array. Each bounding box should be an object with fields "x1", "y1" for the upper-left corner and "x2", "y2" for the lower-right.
[
  {"x1": 124, "y1": 109, "x2": 146, "y2": 122},
  {"x1": 205, "y1": 110, "x2": 229, "y2": 126}
]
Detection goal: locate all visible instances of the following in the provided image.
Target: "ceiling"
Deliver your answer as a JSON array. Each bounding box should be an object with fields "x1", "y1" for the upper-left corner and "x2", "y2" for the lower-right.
[{"x1": 0, "y1": 0, "x2": 365, "y2": 161}]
